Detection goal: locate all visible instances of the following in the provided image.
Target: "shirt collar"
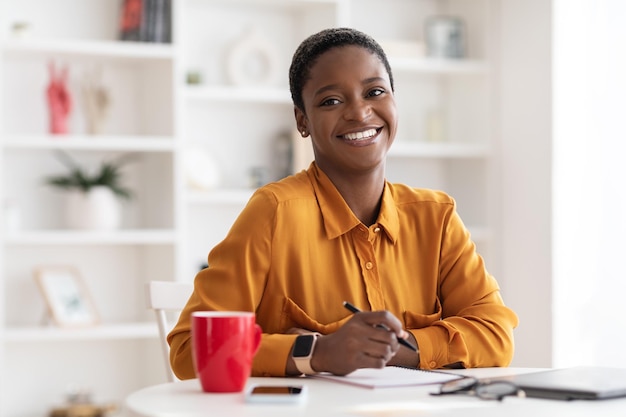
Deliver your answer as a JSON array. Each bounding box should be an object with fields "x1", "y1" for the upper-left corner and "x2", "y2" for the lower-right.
[{"x1": 306, "y1": 162, "x2": 399, "y2": 243}]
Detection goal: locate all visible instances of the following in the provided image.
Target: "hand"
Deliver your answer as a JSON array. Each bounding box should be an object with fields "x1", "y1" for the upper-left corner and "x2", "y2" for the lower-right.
[{"x1": 311, "y1": 310, "x2": 407, "y2": 375}]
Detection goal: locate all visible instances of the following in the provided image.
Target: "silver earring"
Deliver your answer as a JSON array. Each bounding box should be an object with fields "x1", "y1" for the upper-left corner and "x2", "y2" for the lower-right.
[{"x1": 301, "y1": 131, "x2": 307, "y2": 137}]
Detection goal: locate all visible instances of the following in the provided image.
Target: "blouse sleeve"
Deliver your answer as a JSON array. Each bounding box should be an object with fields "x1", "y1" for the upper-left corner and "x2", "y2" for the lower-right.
[
  {"x1": 168, "y1": 189, "x2": 295, "y2": 378},
  {"x1": 411, "y1": 204, "x2": 519, "y2": 369}
]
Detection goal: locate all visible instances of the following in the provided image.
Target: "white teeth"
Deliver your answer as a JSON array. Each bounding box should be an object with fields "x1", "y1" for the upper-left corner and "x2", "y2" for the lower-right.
[{"x1": 344, "y1": 128, "x2": 377, "y2": 140}]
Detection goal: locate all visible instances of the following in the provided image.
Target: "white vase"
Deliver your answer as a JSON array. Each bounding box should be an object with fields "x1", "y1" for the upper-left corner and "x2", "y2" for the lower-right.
[{"x1": 65, "y1": 186, "x2": 121, "y2": 230}]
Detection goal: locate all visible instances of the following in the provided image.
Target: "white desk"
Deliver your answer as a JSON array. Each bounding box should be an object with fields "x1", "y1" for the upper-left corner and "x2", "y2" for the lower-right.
[{"x1": 125, "y1": 368, "x2": 626, "y2": 417}]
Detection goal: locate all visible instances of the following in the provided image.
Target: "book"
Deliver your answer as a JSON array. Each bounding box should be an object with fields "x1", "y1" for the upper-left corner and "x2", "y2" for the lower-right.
[
  {"x1": 119, "y1": 0, "x2": 143, "y2": 41},
  {"x1": 313, "y1": 366, "x2": 462, "y2": 389},
  {"x1": 119, "y1": 0, "x2": 171, "y2": 43}
]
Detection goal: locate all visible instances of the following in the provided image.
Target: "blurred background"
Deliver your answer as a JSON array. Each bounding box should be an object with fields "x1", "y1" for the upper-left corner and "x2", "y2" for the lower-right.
[{"x1": 0, "y1": 0, "x2": 624, "y2": 416}]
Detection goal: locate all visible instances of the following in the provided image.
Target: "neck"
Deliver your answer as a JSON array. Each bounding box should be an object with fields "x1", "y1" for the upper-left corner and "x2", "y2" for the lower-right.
[{"x1": 320, "y1": 165, "x2": 386, "y2": 226}]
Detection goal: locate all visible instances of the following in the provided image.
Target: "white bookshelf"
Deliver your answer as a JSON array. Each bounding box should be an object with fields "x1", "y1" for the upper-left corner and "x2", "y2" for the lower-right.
[
  {"x1": 0, "y1": 0, "x2": 498, "y2": 415},
  {"x1": 186, "y1": 189, "x2": 256, "y2": 205},
  {"x1": 390, "y1": 57, "x2": 490, "y2": 74},
  {"x1": 4, "y1": 230, "x2": 177, "y2": 245},
  {"x1": 4, "y1": 322, "x2": 158, "y2": 343},
  {"x1": 1, "y1": 38, "x2": 174, "y2": 60},
  {"x1": 2, "y1": 135, "x2": 175, "y2": 152},
  {"x1": 388, "y1": 142, "x2": 491, "y2": 158},
  {"x1": 184, "y1": 85, "x2": 292, "y2": 104}
]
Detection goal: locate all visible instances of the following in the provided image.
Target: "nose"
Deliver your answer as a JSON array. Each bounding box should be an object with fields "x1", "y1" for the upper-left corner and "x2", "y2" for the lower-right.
[{"x1": 343, "y1": 98, "x2": 371, "y2": 121}]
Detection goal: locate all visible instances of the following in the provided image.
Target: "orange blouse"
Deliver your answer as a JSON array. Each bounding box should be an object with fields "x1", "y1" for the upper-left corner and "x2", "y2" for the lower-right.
[{"x1": 168, "y1": 162, "x2": 518, "y2": 378}]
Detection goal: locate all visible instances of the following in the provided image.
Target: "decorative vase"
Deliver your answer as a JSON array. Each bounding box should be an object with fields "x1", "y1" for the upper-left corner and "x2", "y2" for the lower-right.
[
  {"x1": 65, "y1": 186, "x2": 121, "y2": 230},
  {"x1": 227, "y1": 26, "x2": 279, "y2": 86}
]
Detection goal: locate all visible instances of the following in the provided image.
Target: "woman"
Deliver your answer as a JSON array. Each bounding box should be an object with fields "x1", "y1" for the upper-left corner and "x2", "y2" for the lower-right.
[{"x1": 168, "y1": 28, "x2": 518, "y2": 378}]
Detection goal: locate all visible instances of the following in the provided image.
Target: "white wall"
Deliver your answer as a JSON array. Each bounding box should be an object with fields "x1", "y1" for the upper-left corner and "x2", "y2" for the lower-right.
[
  {"x1": 499, "y1": 0, "x2": 626, "y2": 368},
  {"x1": 498, "y1": 0, "x2": 553, "y2": 367},
  {"x1": 553, "y1": 0, "x2": 626, "y2": 367}
]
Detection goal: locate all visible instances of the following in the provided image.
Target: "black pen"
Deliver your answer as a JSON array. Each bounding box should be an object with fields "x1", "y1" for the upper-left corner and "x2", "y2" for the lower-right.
[{"x1": 343, "y1": 301, "x2": 418, "y2": 352}]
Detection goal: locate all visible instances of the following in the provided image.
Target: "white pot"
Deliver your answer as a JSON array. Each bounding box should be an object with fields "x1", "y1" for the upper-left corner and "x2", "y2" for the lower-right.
[{"x1": 65, "y1": 186, "x2": 122, "y2": 230}]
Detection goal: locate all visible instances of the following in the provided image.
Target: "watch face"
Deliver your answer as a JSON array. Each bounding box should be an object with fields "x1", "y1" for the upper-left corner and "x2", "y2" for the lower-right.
[{"x1": 293, "y1": 334, "x2": 315, "y2": 358}]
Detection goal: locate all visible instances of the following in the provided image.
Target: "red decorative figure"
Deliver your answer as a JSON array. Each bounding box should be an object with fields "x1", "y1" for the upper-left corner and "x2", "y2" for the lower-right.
[
  {"x1": 119, "y1": 0, "x2": 143, "y2": 41},
  {"x1": 46, "y1": 62, "x2": 71, "y2": 134}
]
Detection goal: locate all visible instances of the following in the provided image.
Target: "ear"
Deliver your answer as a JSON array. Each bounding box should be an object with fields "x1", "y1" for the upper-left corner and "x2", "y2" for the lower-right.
[{"x1": 294, "y1": 106, "x2": 309, "y2": 137}]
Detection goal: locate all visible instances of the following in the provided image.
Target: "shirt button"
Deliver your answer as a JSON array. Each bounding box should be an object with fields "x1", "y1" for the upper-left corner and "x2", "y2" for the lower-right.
[
  {"x1": 374, "y1": 227, "x2": 381, "y2": 233},
  {"x1": 365, "y1": 262, "x2": 373, "y2": 270},
  {"x1": 429, "y1": 361, "x2": 437, "y2": 368}
]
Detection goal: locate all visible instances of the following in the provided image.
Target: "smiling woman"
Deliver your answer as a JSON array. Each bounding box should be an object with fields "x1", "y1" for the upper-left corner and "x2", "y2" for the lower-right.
[
  {"x1": 168, "y1": 27, "x2": 518, "y2": 381},
  {"x1": 293, "y1": 44, "x2": 398, "y2": 220}
]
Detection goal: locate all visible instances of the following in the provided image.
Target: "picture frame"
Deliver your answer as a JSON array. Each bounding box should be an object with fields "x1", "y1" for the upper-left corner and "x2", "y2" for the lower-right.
[{"x1": 34, "y1": 265, "x2": 99, "y2": 327}]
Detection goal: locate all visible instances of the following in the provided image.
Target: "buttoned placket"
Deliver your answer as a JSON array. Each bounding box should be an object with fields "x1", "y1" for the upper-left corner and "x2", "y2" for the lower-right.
[{"x1": 352, "y1": 224, "x2": 385, "y2": 310}]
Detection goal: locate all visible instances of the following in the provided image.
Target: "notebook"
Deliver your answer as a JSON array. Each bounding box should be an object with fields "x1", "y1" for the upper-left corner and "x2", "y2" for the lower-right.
[
  {"x1": 496, "y1": 366, "x2": 626, "y2": 400},
  {"x1": 313, "y1": 366, "x2": 462, "y2": 389}
]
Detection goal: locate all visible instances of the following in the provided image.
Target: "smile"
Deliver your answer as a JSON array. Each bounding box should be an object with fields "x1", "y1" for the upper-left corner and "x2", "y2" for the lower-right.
[{"x1": 342, "y1": 128, "x2": 379, "y2": 141}]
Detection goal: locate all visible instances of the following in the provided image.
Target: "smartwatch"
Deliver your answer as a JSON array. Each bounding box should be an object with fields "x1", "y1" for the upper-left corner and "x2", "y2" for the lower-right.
[{"x1": 292, "y1": 333, "x2": 320, "y2": 375}]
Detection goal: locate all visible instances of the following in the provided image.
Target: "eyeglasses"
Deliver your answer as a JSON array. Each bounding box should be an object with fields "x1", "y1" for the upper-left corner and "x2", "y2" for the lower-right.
[{"x1": 431, "y1": 377, "x2": 526, "y2": 401}]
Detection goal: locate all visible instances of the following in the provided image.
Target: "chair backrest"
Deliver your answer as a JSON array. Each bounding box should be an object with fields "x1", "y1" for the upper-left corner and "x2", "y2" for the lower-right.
[{"x1": 146, "y1": 280, "x2": 194, "y2": 382}]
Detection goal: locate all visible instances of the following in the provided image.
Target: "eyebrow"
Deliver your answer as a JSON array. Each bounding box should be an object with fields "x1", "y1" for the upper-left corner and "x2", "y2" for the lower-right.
[{"x1": 313, "y1": 76, "x2": 388, "y2": 98}]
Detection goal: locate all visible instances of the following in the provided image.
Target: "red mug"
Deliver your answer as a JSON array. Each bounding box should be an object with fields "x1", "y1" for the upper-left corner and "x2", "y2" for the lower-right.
[{"x1": 191, "y1": 311, "x2": 262, "y2": 393}]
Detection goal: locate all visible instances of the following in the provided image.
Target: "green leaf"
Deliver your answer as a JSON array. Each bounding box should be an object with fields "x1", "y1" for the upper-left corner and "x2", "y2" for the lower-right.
[{"x1": 44, "y1": 151, "x2": 134, "y2": 200}]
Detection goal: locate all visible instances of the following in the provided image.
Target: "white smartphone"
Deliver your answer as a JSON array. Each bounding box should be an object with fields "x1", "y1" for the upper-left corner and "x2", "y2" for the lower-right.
[{"x1": 244, "y1": 384, "x2": 308, "y2": 404}]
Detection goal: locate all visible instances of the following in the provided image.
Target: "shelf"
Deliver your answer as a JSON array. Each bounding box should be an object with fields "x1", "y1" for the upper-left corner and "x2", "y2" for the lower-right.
[
  {"x1": 1, "y1": 135, "x2": 176, "y2": 152},
  {"x1": 1, "y1": 38, "x2": 174, "y2": 61},
  {"x1": 186, "y1": 188, "x2": 255, "y2": 205},
  {"x1": 184, "y1": 85, "x2": 292, "y2": 104},
  {"x1": 0, "y1": 2, "x2": 497, "y2": 416},
  {"x1": 3, "y1": 229, "x2": 177, "y2": 245},
  {"x1": 4, "y1": 322, "x2": 158, "y2": 342},
  {"x1": 389, "y1": 57, "x2": 490, "y2": 75},
  {"x1": 388, "y1": 142, "x2": 491, "y2": 159},
  {"x1": 203, "y1": 0, "x2": 340, "y2": 8}
]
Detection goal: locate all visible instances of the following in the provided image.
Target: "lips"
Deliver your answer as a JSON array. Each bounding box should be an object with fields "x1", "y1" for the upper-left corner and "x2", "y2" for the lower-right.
[{"x1": 341, "y1": 128, "x2": 380, "y2": 141}]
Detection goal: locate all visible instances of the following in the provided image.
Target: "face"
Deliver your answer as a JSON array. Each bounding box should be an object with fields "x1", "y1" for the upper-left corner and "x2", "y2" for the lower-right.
[{"x1": 295, "y1": 45, "x2": 398, "y2": 178}]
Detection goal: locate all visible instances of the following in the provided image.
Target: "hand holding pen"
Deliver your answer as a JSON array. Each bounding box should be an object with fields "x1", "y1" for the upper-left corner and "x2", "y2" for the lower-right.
[
  {"x1": 287, "y1": 301, "x2": 418, "y2": 375},
  {"x1": 343, "y1": 301, "x2": 418, "y2": 352}
]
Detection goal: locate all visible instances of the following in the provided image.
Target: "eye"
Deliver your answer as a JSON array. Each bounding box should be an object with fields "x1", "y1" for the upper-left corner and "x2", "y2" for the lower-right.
[
  {"x1": 320, "y1": 97, "x2": 341, "y2": 107},
  {"x1": 367, "y1": 88, "x2": 386, "y2": 98}
]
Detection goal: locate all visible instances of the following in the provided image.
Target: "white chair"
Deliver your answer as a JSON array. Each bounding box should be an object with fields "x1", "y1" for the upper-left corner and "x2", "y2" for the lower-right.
[{"x1": 146, "y1": 280, "x2": 194, "y2": 382}]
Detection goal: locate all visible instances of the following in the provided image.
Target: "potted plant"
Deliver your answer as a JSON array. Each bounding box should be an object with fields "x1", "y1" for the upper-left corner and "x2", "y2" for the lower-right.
[{"x1": 45, "y1": 151, "x2": 134, "y2": 230}]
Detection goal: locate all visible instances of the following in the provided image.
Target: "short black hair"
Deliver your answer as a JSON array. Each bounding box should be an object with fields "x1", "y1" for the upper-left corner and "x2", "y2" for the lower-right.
[{"x1": 289, "y1": 27, "x2": 394, "y2": 112}]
